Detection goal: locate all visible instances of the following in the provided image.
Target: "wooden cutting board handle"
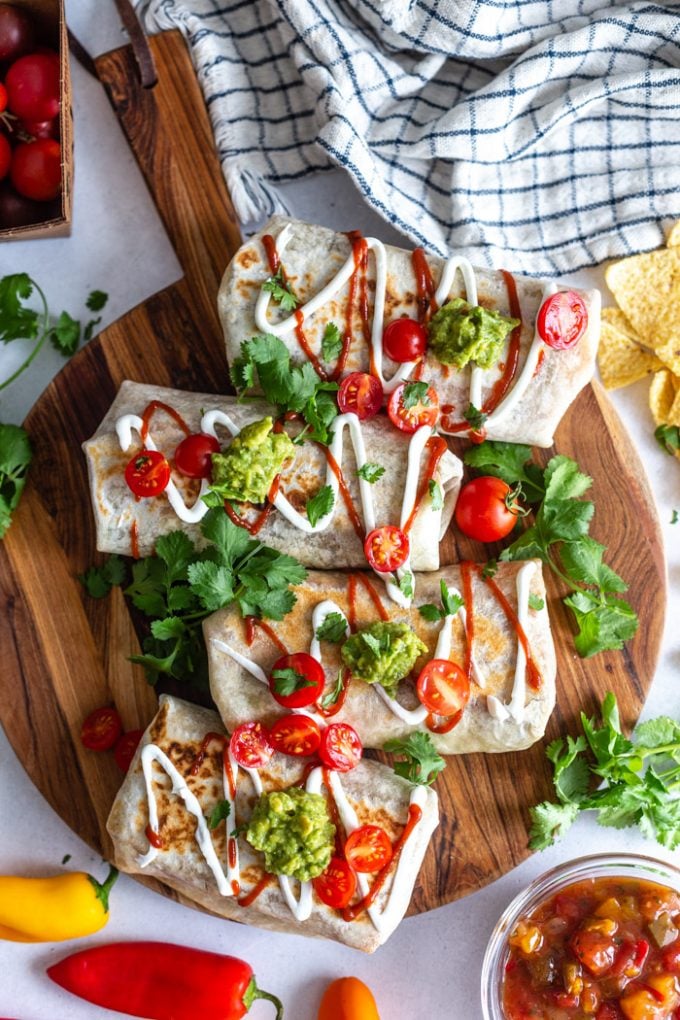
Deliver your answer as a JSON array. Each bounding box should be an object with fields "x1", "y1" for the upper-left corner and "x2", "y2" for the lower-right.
[{"x1": 95, "y1": 31, "x2": 244, "y2": 332}]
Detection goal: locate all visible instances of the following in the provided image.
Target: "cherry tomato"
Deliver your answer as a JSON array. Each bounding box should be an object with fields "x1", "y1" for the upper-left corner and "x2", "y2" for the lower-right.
[
  {"x1": 20, "y1": 117, "x2": 59, "y2": 140},
  {"x1": 344, "y1": 825, "x2": 393, "y2": 873},
  {"x1": 230, "y1": 721, "x2": 274, "y2": 769},
  {"x1": 0, "y1": 180, "x2": 47, "y2": 227},
  {"x1": 113, "y1": 729, "x2": 144, "y2": 772},
  {"x1": 382, "y1": 318, "x2": 427, "y2": 362},
  {"x1": 269, "y1": 652, "x2": 325, "y2": 709},
  {"x1": 537, "y1": 290, "x2": 588, "y2": 350},
  {"x1": 6, "y1": 51, "x2": 60, "y2": 122},
  {"x1": 454, "y1": 476, "x2": 521, "y2": 543},
  {"x1": 313, "y1": 856, "x2": 357, "y2": 909},
  {"x1": 337, "y1": 372, "x2": 383, "y2": 420},
  {"x1": 387, "y1": 381, "x2": 439, "y2": 433},
  {"x1": 0, "y1": 133, "x2": 10, "y2": 182},
  {"x1": 10, "y1": 138, "x2": 61, "y2": 201},
  {"x1": 363, "y1": 525, "x2": 409, "y2": 573},
  {"x1": 0, "y1": 4, "x2": 34, "y2": 62},
  {"x1": 0, "y1": 82, "x2": 7, "y2": 114},
  {"x1": 268, "y1": 714, "x2": 321, "y2": 757},
  {"x1": 319, "y1": 722, "x2": 362, "y2": 772},
  {"x1": 124, "y1": 449, "x2": 171, "y2": 498},
  {"x1": 80, "y1": 706, "x2": 123, "y2": 752},
  {"x1": 416, "y1": 659, "x2": 470, "y2": 717},
  {"x1": 174, "y1": 432, "x2": 220, "y2": 479}
]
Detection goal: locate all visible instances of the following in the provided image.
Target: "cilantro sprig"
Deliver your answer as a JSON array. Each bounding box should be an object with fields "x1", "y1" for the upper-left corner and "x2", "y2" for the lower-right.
[
  {"x1": 655, "y1": 424, "x2": 680, "y2": 456},
  {"x1": 80, "y1": 508, "x2": 306, "y2": 688},
  {"x1": 0, "y1": 274, "x2": 108, "y2": 391},
  {"x1": 383, "y1": 732, "x2": 446, "y2": 786},
  {"x1": 464, "y1": 441, "x2": 638, "y2": 658},
  {"x1": 0, "y1": 423, "x2": 32, "y2": 538},
  {"x1": 262, "y1": 268, "x2": 298, "y2": 312},
  {"x1": 231, "y1": 334, "x2": 338, "y2": 445},
  {"x1": 530, "y1": 693, "x2": 680, "y2": 851},
  {"x1": 321, "y1": 322, "x2": 343, "y2": 363},
  {"x1": 418, "y1": 579, "x2": 464, "y2": 622}
]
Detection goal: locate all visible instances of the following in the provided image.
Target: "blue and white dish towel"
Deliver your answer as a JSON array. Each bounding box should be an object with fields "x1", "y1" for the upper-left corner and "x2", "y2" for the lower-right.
[{"x1": 137, "y1": 0, "x2": 680, "y2": 275}]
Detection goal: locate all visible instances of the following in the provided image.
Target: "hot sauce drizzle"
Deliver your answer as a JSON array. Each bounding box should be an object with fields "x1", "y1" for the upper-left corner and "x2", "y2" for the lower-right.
[
  {"x1": 294, "y1": 308, "x2": 329, "y2": 381},
  {"x1": 324, "y1": 446, "x2": 365, "y2": 541},
  {"x1": 460, "y1": 561, "x2": 476, "y2": 683},
  {"x1": 140, "y1": 401, "x2": 191, "y2": 442},
  {"x1": 223, "y1": 474, "x2": 282, "y2": 536},
  {"x1": 347, "y1": 573, "x2": 390, "y2": 632},
  {"x1": 262, "y1": 234, "x2": 280, "y2": 275},
  {"x1": 316, "y1": 669, "x2": 352, "y2": 718},
  {"x1": 190, "y1": 732, "x2": 227, "y2": 777},
  {"x1": 402, "y1": 435, "x2": 449, "y2": 535},
  {"x1": 145, "y1": 824, "x2": 164, "y2": 849},
  {"x1": 411, "y1": 248, "x2": 437, "y2": 324},
  {"x1": 472, "y1": 562, "x2": 542, "y2": 690},
  {"x1": 130, "y1": 520, "x2": 140, "y2": 559},
  {"x1": 244, "y1": 615, "x2": 289, "y2": 655},
  {"x1": 342, "y1": 804, "x2": 423, "y2": 922},
  {"x1": 238, "y1": 872, "x2": 274, "y2": 908}
]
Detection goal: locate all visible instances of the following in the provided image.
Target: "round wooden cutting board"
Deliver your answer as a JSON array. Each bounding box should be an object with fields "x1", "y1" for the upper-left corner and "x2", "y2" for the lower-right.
[{"x1": 0, "y1": 32, "x2": 666, "y2": 919}]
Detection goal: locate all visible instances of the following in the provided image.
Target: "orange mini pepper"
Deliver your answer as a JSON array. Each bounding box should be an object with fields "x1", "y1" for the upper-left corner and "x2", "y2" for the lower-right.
[{"x1": 317, "y1": 977, "x2": 381, "y2": 1020}]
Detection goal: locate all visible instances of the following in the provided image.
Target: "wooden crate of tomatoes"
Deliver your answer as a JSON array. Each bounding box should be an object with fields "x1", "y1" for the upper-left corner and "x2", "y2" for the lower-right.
[{"x1": 0, "y1": 0, "x2": 72, "y2": 238}]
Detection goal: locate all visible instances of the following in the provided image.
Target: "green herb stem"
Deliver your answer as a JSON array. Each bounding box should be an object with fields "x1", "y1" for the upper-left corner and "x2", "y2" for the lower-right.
[{"x1": 0, "y1": 280, "x2": 50, "y2": 392}]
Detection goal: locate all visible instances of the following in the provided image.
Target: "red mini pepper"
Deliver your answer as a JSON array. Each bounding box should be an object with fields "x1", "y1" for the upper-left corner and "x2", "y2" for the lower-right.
[{"x1": 47, "y1": 941, "x2": 284, "y2": 1020}]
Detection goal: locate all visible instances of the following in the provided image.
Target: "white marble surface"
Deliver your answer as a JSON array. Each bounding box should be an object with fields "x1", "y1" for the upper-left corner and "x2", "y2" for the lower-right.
[{"x1": 0, "y1": 3, "x2": 678, "y2": 1017}]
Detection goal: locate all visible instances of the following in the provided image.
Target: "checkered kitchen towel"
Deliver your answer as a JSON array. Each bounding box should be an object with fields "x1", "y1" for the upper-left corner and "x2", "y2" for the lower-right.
[{"x1": 137, "y1": 0, "x2": 680, "y2": 275}]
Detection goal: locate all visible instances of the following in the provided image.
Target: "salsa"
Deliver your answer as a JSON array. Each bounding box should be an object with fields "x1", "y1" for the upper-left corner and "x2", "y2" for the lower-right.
[{"x1": 502, "y1": 876, "x2": 680, "y2": 1020}]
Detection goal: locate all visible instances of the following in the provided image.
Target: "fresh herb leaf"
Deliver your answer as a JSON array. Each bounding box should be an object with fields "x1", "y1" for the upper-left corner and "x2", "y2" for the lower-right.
[
  {"x1": 0, "y1": 423, "x2": 32, "y2": 539},
  {"x1": 528, "y1": 593, "x2": 544, "y2": 611},
  {"x1": 150, "y1": 616, "x2": 187, "y2": 641},
  {"x1": 207, "y1": 799, "x2": 231, "y2": 830},
  {"x1": 672, "y1": 510, "x2": 679, "y2": 525},
  {"x1": 418, "y1": 603, "x2": 444, "y2": 622},
  {"x1": 398, "y1": 570, "x2": 414, "y2": 599},
  {"x1": 418, "y1": 579, "x2": 463, "y2": 621},
  {"x1": 383, "y1": 732, "x2": 446, "y2": 786},
  {"x1": 358, "y1": 462, "x2": 385, "y2": 484},
  {"x1": 321, "y1": 321, "x2": 343, "y2": 362},
  {"x1": 655, "y1": 424, "x2": 680, "y2": 456},
  {"x1": 463, "y1": 440, "x2": 545, "y2": 503},
  {"x1": 402, "y1": 381, "x2": 430, "y2": 410},
  {"x1": 48, "y1": 310, "x2": 81, "y2": 357},
  {"x1": 84, "y1": 317, "x2": 101, "y2": 342},
  {"x1": 305, "y1": 485, "x2": 334, "y2": 527},
  {"x1": 78, "y1": 555, "x2": 126, "y2": 598},
  {"x1": 315, "y1": 612, "x2": 348, "y2": 644},
  {"x1": 186, "y1": 561, "x2": 235, "y2": 612},
  {"x1": 263, "y1": 269, "x2": 299, "y2": 312},
  {"x1": 271, "y1": 667, "x2": 315, "y2": 697},
  {"x1": 320, "y1": 672, "x2": 345, "y2": 709},
  {"x1": 61, "y1": 854, "x2": 71, "y2": 865},
  {"x1": 481, "y1": 559, "x2": 498, "y2": 580},
  {"x1": 428, "y1": 479, "x2": 443, "y2": 511},
  {"x1": 86, "y1": 290, "x2": 108, "y2": 312},
  {"x1": 464, "y1": 403, "x2": 487, "y2": 431}
]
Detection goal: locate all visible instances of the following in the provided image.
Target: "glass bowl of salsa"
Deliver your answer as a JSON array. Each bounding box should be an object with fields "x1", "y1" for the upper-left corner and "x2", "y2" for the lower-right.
[{"x1": 481, "y1": 853, "x2": 680, "y2": 1020}]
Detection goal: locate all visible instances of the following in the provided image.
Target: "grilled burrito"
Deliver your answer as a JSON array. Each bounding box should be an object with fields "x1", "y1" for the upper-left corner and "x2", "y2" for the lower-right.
[
  {"x1": 218, "y1": 216, "x2": 600, "y2": 447},
  {"x1": 107, "y1": 694, "x2": 439, "y2": 953},
  {"x1": 205, "y1": 560, "x2": 556, "y2": 755},
  {"x1": 83, "y1": 380, "x2": 462, "y2": 569}
]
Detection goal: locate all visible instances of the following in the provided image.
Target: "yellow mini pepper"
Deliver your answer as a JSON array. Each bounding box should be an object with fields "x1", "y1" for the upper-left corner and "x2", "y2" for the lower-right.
[{"x1": 0, "y1": 865, "x2": 118, "y2": 942}]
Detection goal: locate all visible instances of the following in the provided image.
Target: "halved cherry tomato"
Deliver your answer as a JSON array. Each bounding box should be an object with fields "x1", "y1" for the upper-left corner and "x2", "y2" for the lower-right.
[
  {"x1": 113, "y1": 729, "x2": 144, "y2": 773},
  {"x1": 319, "y1": 723, "x2": 362, "y2": 772},
  {"x1": 344, "y1": 825, "x2": 393, "y2": 873},
  {"x1": 80, "y1": 706, "x2": 122, "y2": 752},
  {"x1": 313, "y1": 856, "x2": 357, "y2": 909},
  {"x1": 230, "y1": 721, "x2": 274, "y2": 769},
  {"x1": 269, "y1": 652, "x2": 325, "y2": 709},
  {"x1": 268, "y1": 714, "x2": 321, "y2": 757},
  {"x1": 174, "y1": 432, "x2": 220, "y2": 479},
  {"x1": 383, "y1": 318, "x2": 427, "y2": 362},
  {"x1": 387, "y1": 381, "x2": 439, "y2": 433},
  {"x1": 454, "y1": 476, "x2": 521, "y2": 543},
  {"x1": 124, "y1": 449, "x2": 171, "y2": 498},
  {"x1": 337, "y1": 372, "x2": 383, "y2": 420},
  {"x1": 416, "y1": 659, "x2": 470, "y2": 717},
  {"x1": 537, "y1": 290, "x2": 588, "y2": 350},
  {"x1": 363, "y1": 525, "x2": 409, "y2": 573}
]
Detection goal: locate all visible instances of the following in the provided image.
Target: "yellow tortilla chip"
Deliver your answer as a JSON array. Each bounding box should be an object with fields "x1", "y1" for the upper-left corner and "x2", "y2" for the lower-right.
[
  {"x1": 598, "y1": 316, "x2": 663, "y2": 389},
  {"x1": 600, "y1": 306, "x2": 641, "y2": 339},
  {"x1": 666, "y1": 220, "x2": 680, "y2": 248},
  {"x1": 669, "y1": 385, "x2": 680, "y2": 428},
  {"x1": 605, "y1": 248, "x2": 680, "y2": 357},
  {"x1": 649, "y1": 369, "x2": 680, "y2": 425}
]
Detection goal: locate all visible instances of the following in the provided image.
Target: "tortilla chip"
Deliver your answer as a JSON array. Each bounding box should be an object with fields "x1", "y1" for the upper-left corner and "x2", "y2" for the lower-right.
[
  {"x1": 598, "y1": 315, "x2": 663, "y2": 389},
  {"x1": 605, "y1": 248, "x2": 680, "y2": 360},
  {"x1": 649, "y1": 369, "x2": 680, "y2": 426},
  {"x1": 600, "y1": 306, "x2": 642, "y2": 341},
  {"x1": 666, "y1": 220, "x2": 680, "y2": 248}
]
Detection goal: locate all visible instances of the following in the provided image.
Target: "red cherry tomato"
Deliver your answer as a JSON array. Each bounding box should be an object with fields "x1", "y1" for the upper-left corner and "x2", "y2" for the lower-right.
[
  {"x1": 382, "y1": 318, "x2": 427, "y2": 362},
  {"x1": 269, "y1": 652, "x2": 326, "y2": 709},
  {"x1": 6, "y1": 51, "x2": 60, "y2": 122},
  {"x1": 537, "y1": 290, "x2": 588, "y2": 350},
  {"x1": 10, "y1": 138, "x2": 61, "y2": 201},
  {"x1": 344, "y1": 825, "x2": 393, "y2": 873},
  {"x1": 363, "y1": 526, "x2": 410, "y2": 573},
  {"x1": 113, "y1": 729, "x2": 144, "y2": 773},
  {"x1": 337, "y1": 372, "x2": 383, "y2": 420},
  {"x1": 174, "y1": 432, "x2": 220, "y2": 479},
  {"x1": 268, "y1": 714, "x2": 321, "y2": 757},
  {"x1": 387, "y1": 382, "x2": 439, "y2": 433},
  {"x1": 313, "y1": 856, "x2": 357, "y2": 909},
  {"x1": 229, "y1": 721, "x2": 274, "y2": 769},
  {"x1": 0, "y1": 133, "x2": 10, "y2": 181},
  {"x1": 124, "y1": 449, "x2": 171, "y2": 498},
  {"x1": 0, "y1": 82, "x2": 7, "y2": 114},
  {"x1": 319, "y1": 722, "x2": 362, "y2": 772},
  {"x1": 80, "y1": 706, "x2": 123, "y2": 752},
  {"x1": 454, "y1": 476, "x2": 521, "y2": 543},
  {"x1": 20, "y1": 117, "x2": 59, "y2": 140},
  {"x1": 0, "y1": 4, "x2": 34, "y2": 62},
  {"x1": 416, "y1": 659, "x2": 470, "y2": 717}
]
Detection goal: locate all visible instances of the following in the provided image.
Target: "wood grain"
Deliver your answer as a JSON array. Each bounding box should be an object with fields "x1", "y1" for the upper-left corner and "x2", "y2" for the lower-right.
[{"x1": 0, "y1": 31, "x2": 666, "y2": 918}]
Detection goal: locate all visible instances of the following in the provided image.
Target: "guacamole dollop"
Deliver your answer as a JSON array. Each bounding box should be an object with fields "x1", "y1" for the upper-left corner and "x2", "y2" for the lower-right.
[
  {"x1": 245, "y1": 787, "x2": 335, "y2": 882},
  {"x1": 341, "y1": 621, "x2": 427, "y2": 698},
  {"x1": 209, "y1": 417, "x2": 294, "y2": 504},
  {"x1": 428, "y1": 297, "x2": 520, "y2": 370}
]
